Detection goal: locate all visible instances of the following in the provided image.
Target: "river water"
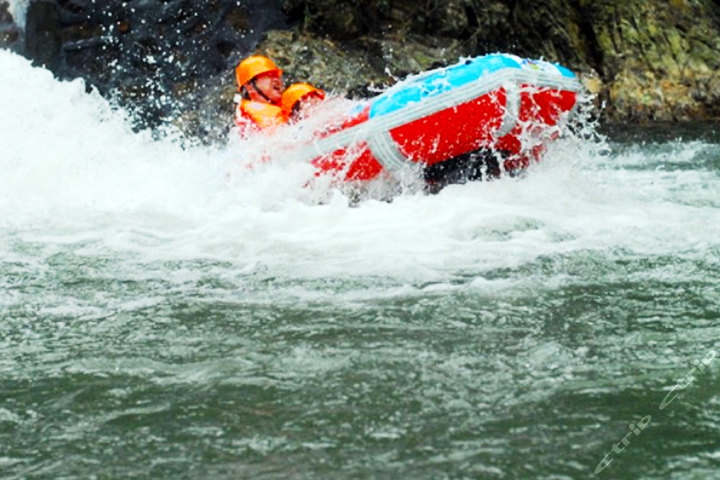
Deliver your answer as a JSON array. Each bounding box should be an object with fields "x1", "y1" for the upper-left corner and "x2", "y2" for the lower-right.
[{"x1": 1, "y1": 50, "x2": 719, "y2": 479}]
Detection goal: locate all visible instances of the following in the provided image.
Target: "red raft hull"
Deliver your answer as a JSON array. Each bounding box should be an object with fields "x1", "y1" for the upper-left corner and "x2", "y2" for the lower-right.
[{"x1": 299, "y1": 55, "x2": 583, "y2": 183}]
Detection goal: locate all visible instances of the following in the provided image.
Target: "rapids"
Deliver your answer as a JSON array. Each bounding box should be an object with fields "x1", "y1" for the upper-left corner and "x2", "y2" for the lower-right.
[{"x1": 1, "y1": 50, "x2": 719, "y2": 479}]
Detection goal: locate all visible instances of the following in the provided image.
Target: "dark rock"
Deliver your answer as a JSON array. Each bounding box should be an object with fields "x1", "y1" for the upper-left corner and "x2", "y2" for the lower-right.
[
  {"x1": 279, "y1": 0, "x2": 720, "y2": 124},
  {"x1": 578, "y1": 0, "x2": 720, "y2": 121},
  {"x1": 256, "y1": 28, "x2": 464, "y2": 97},
  {"x1": 0, "y1": 0, "x2": 21, "y2": 49},
  {"x1": 0, "y1": 0, "x2": 11, "y2": 23},
  {"x1": 428, "y1": 1, "x2": 470, "y2": 36},
  {"x1": 226, "y1": 6, "x2": 250, "y2": 34},
  {"x1": 14, "y1": 0, "x2": 720, "y2": 141},
  {"x1": 14, "y1": 0, "x2": 286, "y2": 132},
  {"x1": 0, "y1": 27, "x2": 19, "y2": 45},
  {"x1": 24, "y1": 1, "x2": 62, "y2": 68}
]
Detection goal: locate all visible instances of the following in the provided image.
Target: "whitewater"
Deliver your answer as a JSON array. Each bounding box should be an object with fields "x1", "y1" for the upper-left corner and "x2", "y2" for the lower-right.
[
  {"x1": 2, "y1": 50, "x2": 718, "y2": 282},
  {"x1": 1, "y1": 49, "x2": 719, "y2": 479}
]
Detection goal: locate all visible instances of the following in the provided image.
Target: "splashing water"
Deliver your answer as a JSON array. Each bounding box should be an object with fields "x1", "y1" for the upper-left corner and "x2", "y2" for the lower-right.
[
  {"x1": 3, "y1": 47, "x2": 714, "y2": 280},
  {"x1": 1, "y1": 49, "x2": 719, "y2": 480}
]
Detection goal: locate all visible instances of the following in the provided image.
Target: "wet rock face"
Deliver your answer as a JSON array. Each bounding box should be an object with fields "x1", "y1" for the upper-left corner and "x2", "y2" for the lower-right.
[
  {"x1": 13, "y1": 0, "x2": 720, "y2": 138},
  {"x1": 281, "y1": 0, "x2": 590, "y2": 67},
  {"x1": 25, "y1": 0, "x2": 61, "y2": 68},
  {"x1": 278, "y1": 0, "x2": 720, "y2": 122},
  {"x1": 259, "y1": 29, "x2": 464, "y2": 98},
  {"x1": 18, "y1": 0, "x2": 286, "y2": 130},
  {"x1": 580, "y1": 0, "x2": 720, "y2": 121},
  {"x1": 0, "y1": 1, "x2": 21, "y2": 49},
  {"x1": 275, "y1": 0, "x2": 606, "y2": 120}
]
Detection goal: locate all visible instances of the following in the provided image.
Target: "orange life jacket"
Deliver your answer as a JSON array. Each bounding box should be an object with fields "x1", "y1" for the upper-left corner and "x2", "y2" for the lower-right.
[{"x1": 234, "y1": 99, "x2": 286, "y2": 132}]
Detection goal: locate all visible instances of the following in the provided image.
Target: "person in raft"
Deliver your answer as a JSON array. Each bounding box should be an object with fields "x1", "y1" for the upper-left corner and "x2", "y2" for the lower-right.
[
  {"x1": 281, "y1": 83, "x2": 326, "y2": 123},
  {"x1": 233, "y1": 55, "x2": 286, "y2": 136}
]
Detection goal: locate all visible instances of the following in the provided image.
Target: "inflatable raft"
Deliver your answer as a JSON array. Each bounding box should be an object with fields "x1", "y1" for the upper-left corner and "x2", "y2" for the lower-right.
[{"x1": 299, "y1": 53, "x2": 583, "y2": 184}]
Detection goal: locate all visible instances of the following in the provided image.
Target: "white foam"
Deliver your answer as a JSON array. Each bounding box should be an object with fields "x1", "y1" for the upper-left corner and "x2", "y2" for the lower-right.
[{"x1": 1, "y1": 50, "x2": 718, "y2": 285}]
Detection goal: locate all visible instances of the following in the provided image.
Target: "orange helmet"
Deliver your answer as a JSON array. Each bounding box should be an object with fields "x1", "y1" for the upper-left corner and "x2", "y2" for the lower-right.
[
  {"x1": 235, "y1": 55, "x2": 282, "y2": 89},
  {"x1": 281, "y1": 83, "x2": 325, "y2": 116}
]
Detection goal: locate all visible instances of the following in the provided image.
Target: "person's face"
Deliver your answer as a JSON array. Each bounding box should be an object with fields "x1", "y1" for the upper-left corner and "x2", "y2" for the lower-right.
[{"x1": 251, "y1": 72, "x2": 284, "y2": 103}]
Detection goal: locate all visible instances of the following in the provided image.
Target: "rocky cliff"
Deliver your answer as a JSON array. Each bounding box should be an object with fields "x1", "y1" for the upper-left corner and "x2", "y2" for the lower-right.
[
  {"x1": 3, "y1": 0, "x2": 719, "y2": 140},
  {"x1": 275, "y1": 0, "x2": 720, "y2": 122}
]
